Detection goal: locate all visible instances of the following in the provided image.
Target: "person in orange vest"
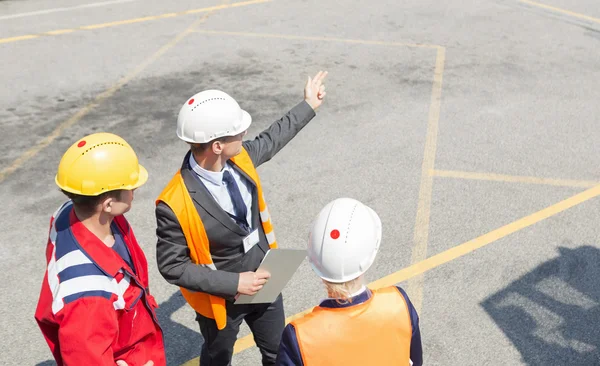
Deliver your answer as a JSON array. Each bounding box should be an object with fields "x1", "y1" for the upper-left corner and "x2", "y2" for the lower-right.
[
  {"x1": 35, "y1": 133, "x2": 165, "y2": 366},
  {"x1": 275, "y1": 197, "x2": 423, "y2": 366},
  {"x1": 155, "y1": 71, "x2": 327, "y2": 365}
]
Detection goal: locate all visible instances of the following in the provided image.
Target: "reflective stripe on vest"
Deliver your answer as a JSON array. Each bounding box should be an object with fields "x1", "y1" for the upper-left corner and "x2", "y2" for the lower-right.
[
  {"x1": 230, "y1": 149, "x2": 277, "y2": 249},
  {"x1": 291, "y1": 287, "x2": 413, "y2": 365},
  {"x1": 155, "y1": 147, "x2": 276, "y2": 330}
]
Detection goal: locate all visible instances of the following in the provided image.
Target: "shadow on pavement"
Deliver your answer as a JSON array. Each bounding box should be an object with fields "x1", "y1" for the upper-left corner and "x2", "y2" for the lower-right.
[
  {"x1": 156, "y1": 291, "x2": 203, "y2": 365},
  {"x1": 481, "y1": 245, "x2": 600, "y2": 365}
]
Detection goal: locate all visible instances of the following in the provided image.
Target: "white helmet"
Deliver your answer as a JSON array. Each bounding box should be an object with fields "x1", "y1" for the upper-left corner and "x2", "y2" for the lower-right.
[
  {"x1": 307, "y1": 198, "x2": 382, "y2": 283},
  {"x1": 176, "y1": 90, "x2": 252, "y2": 143}
]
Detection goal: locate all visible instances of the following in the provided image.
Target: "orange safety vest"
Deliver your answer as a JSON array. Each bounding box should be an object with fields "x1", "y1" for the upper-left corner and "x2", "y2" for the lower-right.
[
  {"x1": 155, "y1": 148, "x2": 278, "y2": 330},
  {"x1": 290, "y1": 287, "x2": 413, "y2": 365}
]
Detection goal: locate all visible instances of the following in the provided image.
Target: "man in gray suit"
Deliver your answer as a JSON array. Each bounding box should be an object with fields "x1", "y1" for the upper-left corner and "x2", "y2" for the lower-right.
[{"x1": 155, "y1": 71, "x2": 327, "y2": 366}]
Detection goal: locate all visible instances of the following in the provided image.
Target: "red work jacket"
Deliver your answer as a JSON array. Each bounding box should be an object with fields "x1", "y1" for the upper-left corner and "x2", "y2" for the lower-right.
[{"x1": 34, "y1": 201, "x2": 166, "y2": 365}]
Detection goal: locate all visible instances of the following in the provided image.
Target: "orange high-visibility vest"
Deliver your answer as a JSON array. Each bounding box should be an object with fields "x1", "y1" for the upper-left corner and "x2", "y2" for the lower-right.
[
  {"x1": 291, "y1": 287, "x2": 413, "y2": 365},
  {"x1": 155, "y1": 148, "x2": 278, "y2": 330}
]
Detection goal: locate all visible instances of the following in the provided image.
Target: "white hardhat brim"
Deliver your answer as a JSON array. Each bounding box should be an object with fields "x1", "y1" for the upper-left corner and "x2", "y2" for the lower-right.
[{"x1": 239, "y1": 109, "x2": 252, "y2": 133}]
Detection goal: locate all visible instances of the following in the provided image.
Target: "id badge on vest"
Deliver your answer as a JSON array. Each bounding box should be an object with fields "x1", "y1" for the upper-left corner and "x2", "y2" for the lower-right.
[{"x1": 243, "y1": 229, "x2": 260, "y2": 253}]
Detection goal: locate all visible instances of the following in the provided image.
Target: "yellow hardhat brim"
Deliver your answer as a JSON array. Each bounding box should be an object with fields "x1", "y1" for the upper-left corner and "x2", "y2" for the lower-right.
[
  {"x1": 132, "y1": 163, "x2": 149, "y2": 189},
  {"x1": 55, "y1": 163, "x2": 148, "y2": 195}
]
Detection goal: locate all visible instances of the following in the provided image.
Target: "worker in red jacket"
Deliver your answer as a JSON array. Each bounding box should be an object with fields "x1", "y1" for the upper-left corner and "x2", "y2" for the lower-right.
[
  {"x1": 34, "y1": 132, "x2": 165, "y2": 366},
  {"x1": 276, "y1": 198, "x2": 423, "y2": 366}
]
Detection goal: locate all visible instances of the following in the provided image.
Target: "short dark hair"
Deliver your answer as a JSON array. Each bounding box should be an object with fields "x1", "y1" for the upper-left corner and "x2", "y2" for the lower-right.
[
  {"x1": 189, "y1": 135, "x2": 237, "y2": 155},
  {"x1": 61, "y1": 189, "x2": 124, "y2": 215}
]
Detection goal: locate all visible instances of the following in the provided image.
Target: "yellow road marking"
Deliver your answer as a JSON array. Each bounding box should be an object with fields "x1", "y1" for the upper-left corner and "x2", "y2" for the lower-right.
[
  {"x1": 80, "y1": 15, "x2": 160, "y2": 30},
  {"x1": 432, "y1": 169, "x2": 600, "y2": 188},
  {"x1": 0, "y1": 35, "x2": 39, "y2": 44},
  {"x1": 0, "y1": 15, "x2": 212, "y2": 183},
  {"x1": 193, "y1": 29, "x2": 440, "y2": 49},
  {"x1": 45, "y1": 29, "x2": 76, "y2": 36},
  {"x1": 368, "y1": 183, "x2": 600, "y2": 288},
  {"x1": 0, "y1": 0, "x2": 272, "y2": 45},
  {"x1": 203, "y1": 183, "x2": 600, "y2": 361},
  {"x1": 405, "y1": 46, "x2": 446, "y2": 313},
  {"x1": 519, "y1": 0, "x2": 600, "y2": 24}
]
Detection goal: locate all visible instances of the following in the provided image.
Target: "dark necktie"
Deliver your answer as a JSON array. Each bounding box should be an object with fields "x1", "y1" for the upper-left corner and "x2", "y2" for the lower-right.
[{"x1": 222, "y1": 170, "x2": 250, "y2": 231}]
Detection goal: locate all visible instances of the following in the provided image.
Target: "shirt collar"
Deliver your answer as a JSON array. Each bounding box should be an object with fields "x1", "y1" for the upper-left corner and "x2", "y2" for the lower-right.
[{"x1": 188, "y1": 153, "x2": 226, "y2": 186}]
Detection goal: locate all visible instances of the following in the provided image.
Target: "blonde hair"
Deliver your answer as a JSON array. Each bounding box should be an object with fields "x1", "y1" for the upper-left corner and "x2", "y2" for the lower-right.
[{"x1": 323, "y1": 277, "x2": 363, "y2": 304}]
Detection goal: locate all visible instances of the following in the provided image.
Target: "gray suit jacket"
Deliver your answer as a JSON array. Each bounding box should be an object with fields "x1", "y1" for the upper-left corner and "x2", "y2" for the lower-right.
[{"x1": 155, "y1": 101, "x2": 316, "y2": 301}]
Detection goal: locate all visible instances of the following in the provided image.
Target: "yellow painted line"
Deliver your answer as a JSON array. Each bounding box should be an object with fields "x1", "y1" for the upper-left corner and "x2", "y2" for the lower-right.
[
  {"x1": 0, "y1": 14, "x2": 212, "y2": 184},
  {"x1": 0, "y1": 34, "x2": 39, "y2": 44},
  {"x1": 405, "y1": 46, "x2": 446, "y2": 313},
  {"x1": 193, "y1": 29, "x2": 440, "y2": 49},
  {"x1": 198, "y1": 182, "x2": 600, "y2": 362},
  {"x1": 432, "y1": 169, "x2": 600, "y2": 188},
  {"x1": 0, "y1": 0, "x2": 272, "y2": 45},
  {"x1": 45, "y1": 29, "x2": 76, "y2": 36},
  {"x1": 80, "y1": 15, "x2": 160, "y2": 30},
  {"x1": 369, "y1": 183, "x2": 600, "y2": 288},
  {"x1": 519, "y1": 0, "x2": 600, "y2": 24}
]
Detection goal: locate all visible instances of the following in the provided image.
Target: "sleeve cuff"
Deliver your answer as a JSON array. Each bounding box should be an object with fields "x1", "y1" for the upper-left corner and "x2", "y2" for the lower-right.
[
  {"x1": 294, "y1": 100, "x2": 317, "y2": 123},
  {"x1": 219, "y1": 270, "x2": 240, "y2": 297}
]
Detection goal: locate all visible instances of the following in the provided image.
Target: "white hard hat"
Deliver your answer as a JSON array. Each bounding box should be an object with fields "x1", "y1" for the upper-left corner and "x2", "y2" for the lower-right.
[
  {"x1": 176, "y1": 90, "x2": 252, "y2": 143},
  {"x1": 307, "y1": 198, "x2": 382, "y2": 283}
]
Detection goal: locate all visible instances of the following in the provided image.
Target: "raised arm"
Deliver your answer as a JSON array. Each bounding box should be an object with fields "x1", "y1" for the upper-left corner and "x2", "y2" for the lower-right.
[{"x1": 243, "y1": 71, "x2": 327, "y2": 167}]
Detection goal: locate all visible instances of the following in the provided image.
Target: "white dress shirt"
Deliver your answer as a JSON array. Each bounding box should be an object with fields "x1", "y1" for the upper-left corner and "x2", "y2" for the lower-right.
[{"x1": 189, "y1": 154, "x2": 254, "y2": 229}]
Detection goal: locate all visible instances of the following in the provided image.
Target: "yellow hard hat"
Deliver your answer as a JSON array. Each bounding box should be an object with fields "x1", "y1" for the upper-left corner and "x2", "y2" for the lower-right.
[{"x1": 55, "y1": 132, "x2": 148, "y2": 196}]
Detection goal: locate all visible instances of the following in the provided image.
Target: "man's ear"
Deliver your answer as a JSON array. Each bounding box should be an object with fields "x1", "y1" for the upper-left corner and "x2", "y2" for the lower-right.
[
  {"x1": 212, "y1": 140, "x2": 224, "y2": 155},
  {"x1": 101, "y1": 196, "x2": 114, "y2": 213}
]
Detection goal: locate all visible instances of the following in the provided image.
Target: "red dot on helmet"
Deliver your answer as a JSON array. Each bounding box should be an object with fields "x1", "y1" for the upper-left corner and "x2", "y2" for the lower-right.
[
  {"x1": 188, "y1": 98, "x2": 195, "y2": 105},
  {"x1": 77, "y1": 141, "x2": 86, "y2": 147},
  {"x1": 330, "y1": 230, "x2": 340, "y2": 239}
]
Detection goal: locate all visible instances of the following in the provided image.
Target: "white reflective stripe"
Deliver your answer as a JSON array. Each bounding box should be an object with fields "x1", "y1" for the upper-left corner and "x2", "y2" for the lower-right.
[
  {"x1": 55, "y1": 250, "x2": 93, "y2": 273},
  {"x1": 49, "y1": 202, "x2": 72, "y2": 244},
  {"x1": 52, "y1": 275, "x2": 118, "y2": 314},
  {"x1": 266, "y1": 231, "x2": 276, "y2": 244},
  {"x1": 116, "y1": 273, "x2": 131, "y2": 296},
  {"x1": 49, "y1": 223, "x2": 58, "y2": 244},
  {"x1": 201, "y1": 263, "x2": 217, "y2": 270},
  {"x1": 47, "y1": 246, "x2": 60, "y2": 305},
  {"x1": 47, "y1": 202, "x2": 77, "y2": 313},
  {"x1": 113, "y1": 273, "x2": 130, "y2": 310},
  {"x1": 260, "y1": 208, "x2": 270, "y2": 223},
  {"x1": 113, "y1": 295, "x2": 126, "y2": 310}
]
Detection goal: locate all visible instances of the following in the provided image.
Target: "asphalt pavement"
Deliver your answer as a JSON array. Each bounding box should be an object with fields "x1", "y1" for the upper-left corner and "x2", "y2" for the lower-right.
[{"x1": 1, "y1": 0, "x2": 600, "y2": 365}]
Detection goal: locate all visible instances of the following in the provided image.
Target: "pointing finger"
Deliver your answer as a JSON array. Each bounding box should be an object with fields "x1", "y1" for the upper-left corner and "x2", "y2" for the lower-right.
[
  {"x1": 317, "y1": 70, "x2": 328, "y2": 83},
  {"x1": 313, "y1": 71, "x2": 323, "y2": 84}
]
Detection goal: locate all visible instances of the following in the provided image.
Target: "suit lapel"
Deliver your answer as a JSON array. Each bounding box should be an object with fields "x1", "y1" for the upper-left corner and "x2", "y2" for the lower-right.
[{"x1": 181, "y1": 161, "x2": 248, "y2": 236}]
